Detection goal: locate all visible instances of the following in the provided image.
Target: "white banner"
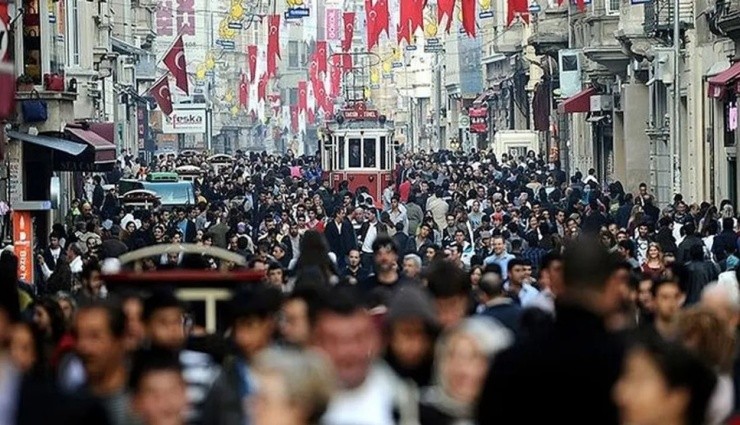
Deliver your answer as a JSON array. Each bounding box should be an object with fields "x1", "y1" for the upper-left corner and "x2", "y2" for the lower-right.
[{"x1": 162, "y1": 106, "x2": 207, "y2": 134}]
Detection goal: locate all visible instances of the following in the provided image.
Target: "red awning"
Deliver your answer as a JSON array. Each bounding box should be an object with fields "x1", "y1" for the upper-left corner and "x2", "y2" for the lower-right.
[
  {"x1": 708, "y1": 62, "x2": 740, "y2": 99},
  {"x1": 558, "y1": 87, "x2": 596, "y2": 114},
  {"x1": 64, "y1": 125, "x2": 116, "y2": 165}
]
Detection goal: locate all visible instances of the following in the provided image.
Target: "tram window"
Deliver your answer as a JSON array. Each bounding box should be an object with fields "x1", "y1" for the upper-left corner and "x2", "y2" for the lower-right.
[
  {"x1": 348, "y1": 138, "x2": 361, "y2": 168},
  {"x1": 380, "y1": 137, "x2": 387, "y2": 170},
  {"x1": 338, "y1": 137, "x2": 346, "y2": 169},
  {"x1": 363, "y1": 139, "x2": 376, "y2": 168}
]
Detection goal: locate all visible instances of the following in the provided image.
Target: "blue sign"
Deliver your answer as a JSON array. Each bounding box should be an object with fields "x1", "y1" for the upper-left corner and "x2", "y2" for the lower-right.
[
  {"x1": 285, "y1": 7, "x2": 310, "y2": 19},
  {"x1": 49, "y1": 14, "x2": 56, "y2": 23},
  {"x1": 405, "y1": 45, "x2": 417, "y2": 51},
  {"x1": 206, "y1": 71, "x2": 215, "y2": 77},
  {"x1": 479, "y1": 10, "x2": 494, "y2": 18},
  {"x1": 217, "y1": 39, "x2": 236, "y2": 50},
  {"x1": 427, "y1": 37, "x2": 440, "y2": 44},
  {"x1": 528, "y1": 3, "x2": 541, "y2": 13},
  {"x1": 228, "y1": 21, "x2": 243, "y2": 29},
  {"x1": 371, "y1": 84, "x2": 380, "y2": 89},
  {"x1": 56, "y1": 35, "x2": 64, "y2": 42},
  {"x1": 392, "y1": 61, "x2": 404, "y2": 68},
  {"x1": 196, "y1": 80, "x2": 205, "y2": 86}
]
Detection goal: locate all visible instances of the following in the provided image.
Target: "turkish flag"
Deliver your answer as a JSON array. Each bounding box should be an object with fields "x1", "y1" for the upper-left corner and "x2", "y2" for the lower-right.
[
  {"x1": 247, "y1": 45, "x2": 257, "y2": 83},
  {"x1": 341, "y1": 53, "x2": 353, "y2": 72},
  {"x1": 410, "y1": 0, "x2": 424, "y2": 33},
  {"x1": 290, "y1": 105, "x2": 299, "y2": 134},
  {"x1": 298, "y1": 81, "x2": 308, "y2": 112},
  {"x1": 508, "y1": 0, "x2": 530, "y2": 24},
  {"x1": 239, "y1": 73, "x2": 248, "y2": 108},
  {"x1": 324, "y1": 96, "x2": 334, "y2": 115},
  {"x1": 438, "y1": 0, "x2": 455, "y2": 33},
  {"x1": 375, "y1": 0, "x2": 390, "y2": 39},
  {"x1": 267, "y1": 15, "x2": 281, "y2": 77},
  {"x1": 330, "y1": 56, "x2": 342, "y2": 97},
  {"x1": 149, "y1": 75, "x2": 173, "y2": 116},
  {"x1": 316, "y1": 41, "x2": 327, "y2": 76},
  {"x1": 162, "y1": 34, "x2": 189, "y2": 95},
  {"x1": 342, "y1": 12, "x2": 355, "y2": 51},
  {"x1": 398, "y1": 0, "x2": 412, "y2": 44},
  {"x1": 307, "y1": 108, "x2": 316, "y2": 125},
  {"x1": 365, "y1": 0, "x2": 379, "y2": 50},
  {"x1": 461, "y1": 0, "x2": 476, "y2": 37},
  {"x1": 258, "y1": 73, "x2": 268, "y2": 102},
  {"x1": 312, "y1": 78, "x2": 327, "y2": 112},
  {"x1": 309, "y1": 55, "x2": 319, "y2": 81}
]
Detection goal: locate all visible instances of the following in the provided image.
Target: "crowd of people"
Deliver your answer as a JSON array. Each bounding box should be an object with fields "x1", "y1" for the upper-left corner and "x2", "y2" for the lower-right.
[{"x1": 2, "y1": 148, "x2": 740, "y2": 425}]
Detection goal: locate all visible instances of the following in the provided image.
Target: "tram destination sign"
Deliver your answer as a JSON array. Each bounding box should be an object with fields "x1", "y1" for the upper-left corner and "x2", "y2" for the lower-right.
[{"x1": 342, "y1": 102, "x2": 379, "y2": 120}]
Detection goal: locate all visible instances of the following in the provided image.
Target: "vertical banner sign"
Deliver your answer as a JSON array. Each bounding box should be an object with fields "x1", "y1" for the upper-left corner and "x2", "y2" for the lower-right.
[
  {"x1": 13, "y1": 211, "x2": 33, "y2": 284},
  {"x1": 137, "y1": 105, "x2": 147, "y2": 150},
  {"x1": 0, "y1": 3, "x2": 15, "y2": 121},
  {"x1": 326, "y1": 8, "x2": 341, "y2": 41},
  {"x1": 342, "y1": 12, "x2": 355, "y2": 51}
]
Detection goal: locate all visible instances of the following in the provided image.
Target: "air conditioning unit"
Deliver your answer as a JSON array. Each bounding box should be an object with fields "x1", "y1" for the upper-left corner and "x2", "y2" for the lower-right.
[{"x1": 590, "y1": 95, "x2": 613, "y2": 112}]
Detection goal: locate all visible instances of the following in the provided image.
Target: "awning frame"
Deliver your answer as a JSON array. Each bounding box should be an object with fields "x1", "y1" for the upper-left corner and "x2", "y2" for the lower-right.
[{"x1": 7, "y1": 131, "x2": 87, "y2": 156}]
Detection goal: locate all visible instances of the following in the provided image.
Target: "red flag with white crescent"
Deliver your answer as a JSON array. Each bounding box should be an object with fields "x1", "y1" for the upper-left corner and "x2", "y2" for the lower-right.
[
  {"x1": 330, "y1": 55, "x2": 342, "y2": 97},
  {"x1": 365, "y1": 0, "x2": 380, "y2": 50},
  {"x1": 461, "y1": 0, "x2": 476, "y2": 37},
  {"x1": 341, "y1": 54, "x2": 353, "y2": 73},
  {"x1": 375, "y1": 0, "x2": 390, "y2": 39},
  {"x1": 239, "y1": 73, "x2": 248, "y2": 107},
  {"x1": 0, "y1": 6, "x2": 15, "y2": 122},
  {"x1": 508, "y1": 0, "x2": 530, "y2": 24},
  {"x1": 437, "y1": 0, "x2": 455, "y2": 33},
  {"x1": 267, "y1": 15, "x2": 281, "y2": 77},
  {"x1": 247, "y1": 45, "x2": 257, "y2": 83},
  {"x1": 290, "y1": 105, "x2": 299, "y2": 134},
  {"x1": 258, "y1": 73, "x2": 268, "y2": 102},
  {"x1": 342, "y1": 12, "x2": 355, "y2": 52},
  {"x1": 149, "y1": 75, "x2": 173, "y2": 116},
  {"x1": 397, "y1": 0, "x2": 412, "y2": 44},
  {"x1": 316, "y1": 41, "x2": 327, "y2": 76},
  {"x1": 298, "y1": 81, "x2": 308, "y2": 113},
  {"x1": 307, "y1": 108, "x2": 316, "y2": 125},
  {"x1": 162, "y1": 34, "x2": 189, "y2": 95},
  {"x1": 409, "y1": 0, "x2": 423, "y2": 33}
]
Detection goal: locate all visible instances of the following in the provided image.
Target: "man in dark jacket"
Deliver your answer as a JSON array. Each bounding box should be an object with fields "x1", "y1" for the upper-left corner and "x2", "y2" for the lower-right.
[
  {"x1": 477, "y1": 270, "x2": 522, "y2": 334},
  {"x1": 323, "y1": 207, "x2": 358, "y2": 270},
  {"x1": 676, "y1": 222, "x2": 703, "y2": 264},
  {"x1": 713, "y1": 217, "x2": 738, "y2": 261},
  {"x1": 477, "y1": 239, "x2": 624, "y2": 425}
]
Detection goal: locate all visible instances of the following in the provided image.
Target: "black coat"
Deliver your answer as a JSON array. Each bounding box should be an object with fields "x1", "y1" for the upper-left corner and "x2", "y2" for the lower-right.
[
  {"x1": 324, "y1": 218, "x2": 358, "y2": 260},
  {"x1": 477, "y1": 303, "x2": 624, "y2": 425},
  {"x1": 713, "y1": 230, "x2": 738, "y2": 259}
]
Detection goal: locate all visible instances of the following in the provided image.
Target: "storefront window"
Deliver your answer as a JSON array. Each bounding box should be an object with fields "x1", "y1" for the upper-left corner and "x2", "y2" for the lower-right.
[
  {"x1": 380, "y1": 136, "x2": 387, "y2": 170},
  {"x1": 49, "y1": 0, "x2": 67, "y2": 73},
  {"x1": 725, "y1": 92, "x2": 737, "y2": 148},
  {"x1": 23, "y1": 0, "x2": 42, "y2": 84}
]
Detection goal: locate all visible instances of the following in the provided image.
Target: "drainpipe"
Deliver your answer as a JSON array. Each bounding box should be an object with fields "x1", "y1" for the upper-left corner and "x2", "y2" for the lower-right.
[{"x1": 672, "y1": 0, "x2": 681, "y2": 198}]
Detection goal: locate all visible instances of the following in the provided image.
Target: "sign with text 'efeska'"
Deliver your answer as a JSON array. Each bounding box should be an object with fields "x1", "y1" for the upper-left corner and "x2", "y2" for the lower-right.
[{"x1": 162, "y1": 106, "x2": 207, "y2": 134}]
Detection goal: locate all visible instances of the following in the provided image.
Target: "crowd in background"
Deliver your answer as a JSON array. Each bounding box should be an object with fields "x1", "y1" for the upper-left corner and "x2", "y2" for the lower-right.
[{"x1": 1, "y1": 148, "x2": 740, "y2": 425}]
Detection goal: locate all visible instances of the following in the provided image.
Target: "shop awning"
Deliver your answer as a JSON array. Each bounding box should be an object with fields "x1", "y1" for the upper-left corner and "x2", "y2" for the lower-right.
[
  {"x1": 708, "y1": 62, "x2": 740, "y2": 98},
  {"x1": 7, "y1": 130, "x2": 87, "y2": 156},
  {"x1": 558, "y1": 87, "x2": 596, "y2": 114},
  {"x1": 64, "y1": 126, "x2": 116, "y2": 165}
]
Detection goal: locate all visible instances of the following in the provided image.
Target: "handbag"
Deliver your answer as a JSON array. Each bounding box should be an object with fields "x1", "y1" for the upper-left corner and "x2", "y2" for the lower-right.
[
  {"x1": 21, "y1": 90, "x2": 48, "y2": 122},
  {"x1": 44, "y1": 73, "x2": 65, "y2": 91}
]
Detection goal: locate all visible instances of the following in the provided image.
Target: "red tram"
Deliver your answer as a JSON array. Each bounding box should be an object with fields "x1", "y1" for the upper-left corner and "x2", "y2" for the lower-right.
[{"x1": 320, "y1": 101, "x2": 397, "y2": 205}]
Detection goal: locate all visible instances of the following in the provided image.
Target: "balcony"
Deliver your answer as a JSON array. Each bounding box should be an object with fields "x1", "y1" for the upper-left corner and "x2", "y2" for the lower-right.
[
  {"x1": 708, "y1": 0, "x2": 740, "y2": 39},
  {"x1": 494, "y1": 22, "x2": 528, "y2": 55},
  {"x1": 529, "y1": 4, "x2": 569, "y2": 58},
  {"x1": 644, "y1": 0, "x2": 693, "y2": 38},
  {"x1": 14, "y1": 91, "x2": 78, "y2": 133},
  {"x1": 581, "y1": 1, "x2": 630, "y2": 76}
]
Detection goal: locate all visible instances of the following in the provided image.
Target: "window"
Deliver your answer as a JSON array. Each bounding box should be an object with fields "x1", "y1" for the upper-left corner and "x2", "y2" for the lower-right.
[
  {"x1": 348, "y1": 138, "x2": 361, "y2": 168},
  {"x1": 605, "y1": 0, "x2": 620, "y2": 15},
  {"x1": 363, "y1": 138, "x2": 376, "y2": 168},
  {"x1": 288, "y1": 41, "x2": 300, "y2": 69},
  {"x1": 66, "y1": 0, "x2": 80, "y2": 66},
  {"x1": 561, "y1": 54, "x2": 578, "y2": 72},
  {"x1": 22, "y1": 0, "x2": 42, "y2": 84},
  {"x1": 380, "y1": 136, "x2": 387, "y2": 169},
  {"x1": 725, "y1": 92, "x2": 737, "y2": 147},
  {"x1": 652, "y1": 81, "x2": 668, "y2": 129},
  {"x1": 288, "y1": 88, "x2": 298, "y2": 106}
]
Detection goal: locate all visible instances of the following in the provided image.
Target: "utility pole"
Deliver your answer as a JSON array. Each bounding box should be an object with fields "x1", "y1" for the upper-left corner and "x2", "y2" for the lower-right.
[
  {"x1": 433, "y1": 50, "x2": 442, "y2": 151},
  {"x1": 672, "y1": 0, "x2": 681, "y2": 197}
]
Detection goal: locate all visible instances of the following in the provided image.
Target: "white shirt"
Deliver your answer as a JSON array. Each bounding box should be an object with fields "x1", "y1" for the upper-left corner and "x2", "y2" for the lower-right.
[
  {"x1": 322, "y1": 365, "x2": 398, "y2": 425},
  {"x1": 362, "y1": 222, "x2": 378, "y2": 254},
  {"x1": 70, "y1": 255, "x2": 83, "y2": 274}
]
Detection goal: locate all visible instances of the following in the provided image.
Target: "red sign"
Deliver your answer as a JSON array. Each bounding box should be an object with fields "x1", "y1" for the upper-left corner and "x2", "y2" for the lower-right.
[
  {"x1": 343, "y1": 102, "x2": 379, "y2": 120},
  {"x1": 469, "y1": 106, "x2": 488, "y2": 133},
  {"x1": 13, "y1": 211, "x2": 33, "y2": 283}
]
